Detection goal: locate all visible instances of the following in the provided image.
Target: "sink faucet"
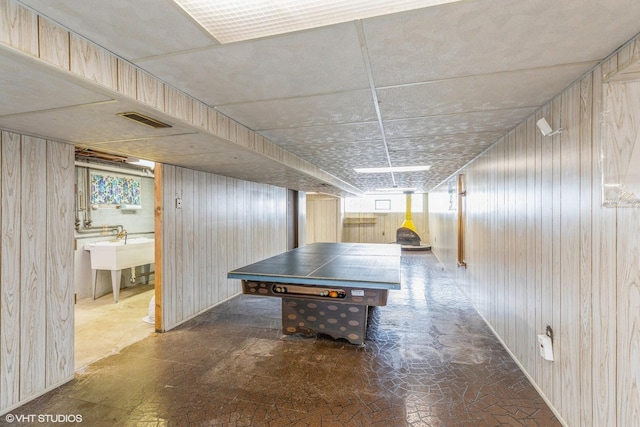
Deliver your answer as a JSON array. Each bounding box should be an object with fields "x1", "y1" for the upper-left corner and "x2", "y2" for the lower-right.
[{"x1": 116, "y1": 229, "x2": 128, "y2": 244}]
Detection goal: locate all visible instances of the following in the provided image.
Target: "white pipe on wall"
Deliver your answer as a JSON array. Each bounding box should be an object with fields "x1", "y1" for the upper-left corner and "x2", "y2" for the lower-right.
[{"x1": 74, "y1": 161, "x2": 154, "y2": 178}]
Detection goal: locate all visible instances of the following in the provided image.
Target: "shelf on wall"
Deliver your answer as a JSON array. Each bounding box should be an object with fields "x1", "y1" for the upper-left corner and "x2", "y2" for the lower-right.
[{"x1": 343, "y1": 217, "x2": 377, "y2": 225}]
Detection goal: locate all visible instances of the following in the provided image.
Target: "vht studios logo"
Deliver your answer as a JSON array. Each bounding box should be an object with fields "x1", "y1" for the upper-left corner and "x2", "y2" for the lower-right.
[{"x1": 5, "y1": 413, "x2": 83, "y2": 423}]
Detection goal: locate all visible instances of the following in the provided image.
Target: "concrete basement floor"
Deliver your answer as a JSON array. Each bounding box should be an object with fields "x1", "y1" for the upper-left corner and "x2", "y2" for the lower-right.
[
  {"x1": 75, "y1": 283, "x2": 156, "y2": 371},
  {"x1": 5, "y1": 252, "x2": 560, "y2": 426}
]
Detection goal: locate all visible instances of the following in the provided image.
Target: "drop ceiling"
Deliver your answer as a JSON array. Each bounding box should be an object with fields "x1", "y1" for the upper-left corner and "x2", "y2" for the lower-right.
[{"x1": 5, "y1": 0, "x2": 640, "y2": 195}]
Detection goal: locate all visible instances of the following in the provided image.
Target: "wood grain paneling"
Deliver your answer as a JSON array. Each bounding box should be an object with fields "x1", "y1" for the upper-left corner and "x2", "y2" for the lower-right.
[
  {"x1": 1, "y1": 131, "x2": 21, "y2": 409},
  {"x1": 495, "y1": 139, "x2": 506, "y2": 339},
  {"x1": 181, "y1": 168, "x2": 194, "y2": 317},
  {"x1": 70, "y1": 34, "x2": 117, "y2": 90},
  {"x1": 38, "y1": 17, "x2": 69, "y2": 70},
  {"x1": 159, "y1": 164, "x2": 287, "y2": 331},
  {"x1": 197, "y1": 171, "x2": 207, "y2": 310},
  {"x1": 137, "y1": 70, "x2": 165, "y2": 111},
  {"x1": 20, "y1": 136, "x2": 47, "y2": 400},
  {"x1": 215, "y1": 112, "x2": 231, "y2": 140},
  {"x1": 578, "y1": 74, "x2": 593, "y2": 426},
  {"x1": 333, "y1": 193, "x2": 429, "y2": 245},
  {"x1": 154, "y1": 164, "x2": 164, "y2": 330},
  {"x1": 192, "y1": 101, "x2": 208, "y2": 131},
  {"x1": 428, "y1": 33, "x2": 640, "y2": 427},
  {"x1": 1, "y1": 131, "x2": 76, "y2": 410},
  {"x1": 306, "y1": 195, "x2": 341, "y2": 243},
  {"x1": 592, "y1": 60, "x2": 617, "y2": 427},
  {"x1": 525, "y1": 117, "x2": 537, "y2": 379},
  {"x1": 174, "y1": 167, "x2": 184, "y2": 323},
  {"x1": 514, "y1": 124, "x2": 527, "y2": 363},
  {"x1": 550, "y1": 97, "x2": 562, "y2": 413},
  {"x1": 505, "y1": 131, "x2": 516, "y2": 353},
  {"x1": 609, "y1": 49, "x2": 640, "y2": 427},
  {"x1": 214, "y1": 174, "x2": 228, "y2": 304},
  {"x1": 206, "y1": 173, "x2": 216, "y2": 307},
  {"x1": 533, "y1": 109, "x2": 544, "y2": 388},
  {"x1": 164, "y1": 86, "x2": 192, "y2": 123},
  {"x1": 0, "y1": 0, "x2": 38, "y2": 56},
  {"x1": 117, "y1": 59, "x2": 137, "y2": 99},
  {"x1": 617, "y1": 206, "x2": 640, "y2": 426},
  {"x1": 45, "y1": 140, "x2": 74, "y2": 387},
  {"x1": 560, "y1": 85, "x2": 581, "y2": 427}
]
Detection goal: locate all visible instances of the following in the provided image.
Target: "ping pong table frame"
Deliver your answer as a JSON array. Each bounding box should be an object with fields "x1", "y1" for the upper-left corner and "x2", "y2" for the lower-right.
[{"x1": 228, "y1": 243, "x2": 401, "y2": 345}]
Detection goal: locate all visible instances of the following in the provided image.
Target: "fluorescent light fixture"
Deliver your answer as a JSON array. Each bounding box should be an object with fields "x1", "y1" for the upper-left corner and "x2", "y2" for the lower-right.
[
  {"x1": 355, "y1": 165, "x2": 431, "y2": 173},
  {"x1": 127, "y1": 157, "x2": 155, "y2": 169},
  {"x1": 370, "y1": 187, "x2": 418, "y2": 193},
  {"x1": 173, "y1": 0, "x2": 464, "y2": 44}
]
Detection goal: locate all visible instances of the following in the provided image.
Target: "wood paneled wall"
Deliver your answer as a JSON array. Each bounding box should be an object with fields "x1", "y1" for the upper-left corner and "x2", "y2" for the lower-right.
[
  {"x1": 429, "y1": 35, "x2": 640, "y2": 427},
  {"x1": 341, "y1": 211, "x2": 430, "y2": 244},
  {"x1": 341, "y1": 194, "x2": 430, "y2": 245},
  {"x1": 306, "y1": 193, "x2": 430, "y2": 245},
  {"x1": 0, "y1": 131, "x2": 75, "y2": 413},
  {"x1": 306, "y1": 194, "x2": 342, "y2": 243},
  {"x1": 158, "y1": 164, "x2": 287, "y2": 331}
]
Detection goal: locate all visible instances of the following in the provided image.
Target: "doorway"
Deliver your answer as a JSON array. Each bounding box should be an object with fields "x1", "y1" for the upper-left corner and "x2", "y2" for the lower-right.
[{"x1": 73, "y1": 149, "x2": 159, "y2": 370}]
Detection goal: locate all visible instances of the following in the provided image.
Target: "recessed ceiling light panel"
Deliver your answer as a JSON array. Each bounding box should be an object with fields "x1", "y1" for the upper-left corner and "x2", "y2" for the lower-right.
[
  {"x1": 173, "y1": 0, "x2": 463, "y2": 44},
  {"x1": 355, "y1": 165, "x2": 431, "y2": 173},
  {"x1": 370, "y1": 187, "x2": 419, "y2": 193}
]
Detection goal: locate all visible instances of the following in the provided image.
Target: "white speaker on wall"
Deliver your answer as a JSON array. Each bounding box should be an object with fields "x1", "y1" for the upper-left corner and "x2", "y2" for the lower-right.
[{"x1": 536, "y1": 118, "x2": 563, "y2": 137}]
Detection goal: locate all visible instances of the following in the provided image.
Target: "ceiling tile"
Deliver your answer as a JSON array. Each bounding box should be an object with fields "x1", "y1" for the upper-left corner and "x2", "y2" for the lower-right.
[
  {"x1": 386, "y1": 133, "x2": 504, "y2": 154},
  {"x1": 217, "y1": 89, "x2": 377, "y2": 131},
  {"x1": 260, "y1": 121, "x2": 382, "y2": 146},
  {"x1": 0, "y1": 52, "x2": 110, "y2": 116},
  {"x1": 82, "y1": 132, "x2": 253, "y2": 161},
  {"x1": 383, "y1": 108, "x2": 536, "y2": 138},
  {"x1": 377, "y1": 63, "x2": 596, "y2": 120},
  {"x1": 363, "y1": 0, "x2": 640, "y2": 86},
  {"x1": 136, "y1": 22, "x2": 369, "y2": 106},
  {"x1": 0, "y1": 100, "x2": 192, "y2": 144}
]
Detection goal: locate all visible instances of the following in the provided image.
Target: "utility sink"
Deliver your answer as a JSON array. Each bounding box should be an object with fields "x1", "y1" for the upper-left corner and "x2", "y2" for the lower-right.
[{"x1": 85, "y1": 238, "x2": 155, "y2": 303}]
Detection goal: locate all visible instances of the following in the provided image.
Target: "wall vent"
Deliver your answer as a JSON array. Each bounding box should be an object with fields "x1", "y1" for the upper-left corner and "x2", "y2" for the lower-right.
[{"x1": 117, "y1": 112, "x2": 172, "y2": 129}]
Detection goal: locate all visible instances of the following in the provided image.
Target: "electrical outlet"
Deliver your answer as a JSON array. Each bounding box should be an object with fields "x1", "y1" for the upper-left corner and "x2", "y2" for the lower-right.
[
  {"x1": 176, "y1": 198, "x2": 182, "y2": 209},
  {"x1": 537, "y1": 334, "x2": 554, "y2": 361}
]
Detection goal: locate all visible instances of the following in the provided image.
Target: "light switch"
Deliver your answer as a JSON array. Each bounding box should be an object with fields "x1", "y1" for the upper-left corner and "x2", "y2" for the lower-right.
[{"x1": 176, "y1": 198, "x2": 182, "y2": 209}]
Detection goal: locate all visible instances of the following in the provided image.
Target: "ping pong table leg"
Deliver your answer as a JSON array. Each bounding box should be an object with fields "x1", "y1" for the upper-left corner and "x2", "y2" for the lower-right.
[{"x1": 281, "y1": 297, "x2": 367, "y2": 345}]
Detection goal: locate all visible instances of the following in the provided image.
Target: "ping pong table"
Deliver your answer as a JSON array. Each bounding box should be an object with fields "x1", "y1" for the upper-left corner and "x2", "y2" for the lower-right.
[{"x1": 227, "y1": 242, "x2": 401, "y2": 345}]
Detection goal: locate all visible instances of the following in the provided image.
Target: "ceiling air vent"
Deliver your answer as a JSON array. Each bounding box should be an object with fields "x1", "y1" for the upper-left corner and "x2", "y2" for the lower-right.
[{"x1": 117, "y1": 112, "x2": 172, "y2": 129}]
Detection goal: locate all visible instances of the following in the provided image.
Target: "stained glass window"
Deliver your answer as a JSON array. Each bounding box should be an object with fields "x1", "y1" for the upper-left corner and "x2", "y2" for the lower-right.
[{"x1": 90, "y1": 173, "x2": 141, "y2": 206}]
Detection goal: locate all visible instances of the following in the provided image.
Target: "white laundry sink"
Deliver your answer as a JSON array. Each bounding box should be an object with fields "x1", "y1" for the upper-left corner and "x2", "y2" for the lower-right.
[
  {"x1": 85, "y1": 237, "x2": 154, "y2": 270},
  {"x1": 85, "y1": 238, "x2": 155, "y2": 302}
]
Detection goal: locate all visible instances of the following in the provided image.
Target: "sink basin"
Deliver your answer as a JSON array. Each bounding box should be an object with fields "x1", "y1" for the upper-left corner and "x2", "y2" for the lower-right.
[
  {"x1": 85, "y1": 238, "x2": 155, "y2": 302},
  {"x1": 85, "y1": 238, "x2": 154, "y2": 270}
]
